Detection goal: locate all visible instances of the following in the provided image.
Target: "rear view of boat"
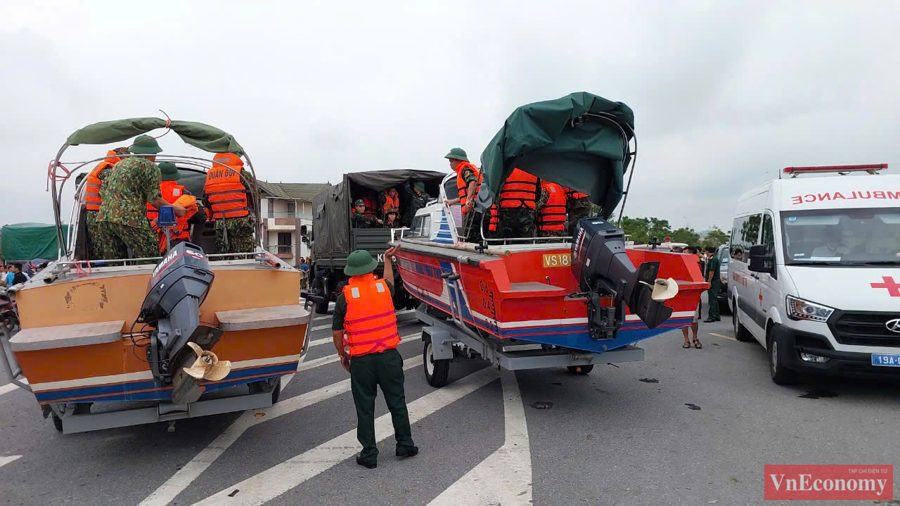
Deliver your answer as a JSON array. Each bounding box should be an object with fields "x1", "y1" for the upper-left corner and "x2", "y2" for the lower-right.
[
  {"x1": 0, "y1": 117, "x2": 310, "y2": 433},
  {"x1": 394, "y1": 92, "x2": 707, "y2": 383}
]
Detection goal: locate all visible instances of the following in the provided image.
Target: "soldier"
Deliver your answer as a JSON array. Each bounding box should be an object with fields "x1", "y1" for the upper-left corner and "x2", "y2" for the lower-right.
[
  {"x1": 147, "y1": 162, "x2": 207, "y2": 253},
  {"x1": 564, "y1": 187, "x2": 592, "y2": 236},
  {"x1": 497, "y1": 168, "x2": 539, "y2": 238},
  {"x1": 96, "y1": 135, "x2": 186, "y2": 260},
  {"x1": 83, "y1": 147, "x2": 128, "y2": 259},
  {"x1": 443, "y1": 147, "x2": 481, "y2": 238},
  {"x1": 382, "y1": 208, "x2": 399, "y2": 228},
  {"x1": 351, "y1": 199, "x2": 382, "y2": 228},
  {"x1": 203, "y1": 152, "x2": 256, "y2": 254},
  {"x1": 400, "y1": 180, "x2": 430, "y2": 227},
  {"x1": 536, "y1": 181, "x2": 567, "y2": 237},
  {"x1": 378, "y1": 186, "x2": 401, "y2": 220}
]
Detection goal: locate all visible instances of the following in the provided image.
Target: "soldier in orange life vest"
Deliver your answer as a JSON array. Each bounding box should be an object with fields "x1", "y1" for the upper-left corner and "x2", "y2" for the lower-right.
[
  {"x1": 378, "y1": 187, "x2": 401, "y2": 220},
  {"x1": 497, "y1": 168, "x2": 539, "y2": 238},
  {"x1": 83, "y1": 147, "x2": 128, "y2": 259},
  {"x1": 443, "y1": 147, "x2": 482, "y2": 238},
  {"x1": 147, "y1": 162, "x2": 207, "y2": 253},
  {"x1": 537, "y1": 181, "x2": 568, "y2": 237},
  {"x1": 332, "y1": 245, "x2": 418, "y2": 469},
  {"x1": 203, "y1": 152, "x2": 256, "y2": 254}
]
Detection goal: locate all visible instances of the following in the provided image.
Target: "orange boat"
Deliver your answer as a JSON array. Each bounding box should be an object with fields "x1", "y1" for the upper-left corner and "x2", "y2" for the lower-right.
[{"x1": 0, "y1": 117, "x2": 310, "y2": 433}]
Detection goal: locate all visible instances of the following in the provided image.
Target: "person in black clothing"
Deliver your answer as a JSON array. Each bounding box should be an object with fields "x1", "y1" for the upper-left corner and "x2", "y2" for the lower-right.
[{"x1": 10, "y1": 264, "x2": 28, "y2": 286}]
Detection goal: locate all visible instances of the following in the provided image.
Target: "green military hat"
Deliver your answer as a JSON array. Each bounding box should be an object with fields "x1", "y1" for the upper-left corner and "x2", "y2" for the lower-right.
[
  {"x1": 344, "y1": 250, "x2": 378, "y2": 276},
  {"x1": 129, "y1": 135, "x2": 163, "y2": 155},
  {"x1": 158, "y1": 162, "x2": 179, "y2": 181},
  {"x1": 413, "y1": 181, "x2": 425, "y2": 192},
  {"x1": 444, "y1": 147, "x2": 468, "y2": 162},
  {"x1": 354, "y1": 199, "x2": 366, "y2": 206},
  {"x1": 385, "y1": 207, "x2": 398, "y2": 216}
]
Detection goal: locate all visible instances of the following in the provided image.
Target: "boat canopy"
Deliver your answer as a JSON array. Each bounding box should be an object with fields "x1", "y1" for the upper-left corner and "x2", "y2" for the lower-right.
[
  {"x1": 65, "y1": 117, "x2": 245, "y2": 156},
  {"x1": 479, "y1": 92, "x2": 635, "y2": 219}
]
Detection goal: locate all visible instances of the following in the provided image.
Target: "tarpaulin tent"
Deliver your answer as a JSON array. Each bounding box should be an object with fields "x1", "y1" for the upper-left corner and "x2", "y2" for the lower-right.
[
  {"x1": 1, "y1": 223, "x2": 69, "y2": 262},
  {"x1": 66, "y1": 118, "x2": 244, "y2": 155},
  {"x1": 479, "y1": 92, "x2": 635, "y2": 219}
]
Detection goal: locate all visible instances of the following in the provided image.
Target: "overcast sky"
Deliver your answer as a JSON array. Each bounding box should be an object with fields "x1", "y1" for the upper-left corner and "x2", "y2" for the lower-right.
[{"x1": 2, "y1": 0, "x2": 897, "y2": 231}]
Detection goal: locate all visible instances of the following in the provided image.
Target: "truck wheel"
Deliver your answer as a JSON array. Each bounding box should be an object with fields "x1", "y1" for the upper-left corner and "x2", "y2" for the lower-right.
[
  {"x1": 51, "y1": 413, "x2": 63, "y2": 432},
  {"x1": 567, "y1": 365, "x2": 594, "y2": 375},
  {"x1": 733, "y1": 299, "x2": 754, "y2": 342},
  {"x1": 314, "y1": 297, "x2": 329, "y2": 315},
  {"x1": 423, "y1": 338, "x2": 450, "y2": 388},
  {"x1": 769, "y1": 330, "x2": 799, "y2": 386}
]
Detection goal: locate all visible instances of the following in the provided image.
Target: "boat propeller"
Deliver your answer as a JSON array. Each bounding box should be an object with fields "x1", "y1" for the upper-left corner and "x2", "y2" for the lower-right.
[
  {"x1": 643, "y1": 277, "x2": 679, "y2": 302},
  {"x1": 182, "y1": 342, "x2": 232, "y2": 381}
]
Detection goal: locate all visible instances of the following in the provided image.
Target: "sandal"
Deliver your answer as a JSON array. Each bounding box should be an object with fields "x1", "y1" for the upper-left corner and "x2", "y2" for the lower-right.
[
  {"x1": 683, "y1": 342, "x2": 691, "y2": 349},
  {"x1": 693, "y1": 339, "x2": 703, "y2": 349}
]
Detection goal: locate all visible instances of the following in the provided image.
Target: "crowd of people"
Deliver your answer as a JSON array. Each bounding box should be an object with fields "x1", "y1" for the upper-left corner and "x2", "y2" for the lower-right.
[
  {"x1": 350, "y1": 180, "x2": 432, "y2": 229},
  {"x1": 76, "y1": 135, "x2": 256, "y2": 261},
  {"x1": 671, "y1": 245, "x2": 722, "y2": 349}
]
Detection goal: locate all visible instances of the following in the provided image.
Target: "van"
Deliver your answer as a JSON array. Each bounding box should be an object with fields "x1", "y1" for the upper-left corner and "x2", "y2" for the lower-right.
[{"x1": 728, "y1": 164, "x2": 900, "y2": 385}]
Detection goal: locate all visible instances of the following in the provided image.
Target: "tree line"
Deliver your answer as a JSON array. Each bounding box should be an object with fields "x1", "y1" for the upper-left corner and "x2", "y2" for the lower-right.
[{"x1": 613, "y1": 216, "x2": 730, "y2": 249}]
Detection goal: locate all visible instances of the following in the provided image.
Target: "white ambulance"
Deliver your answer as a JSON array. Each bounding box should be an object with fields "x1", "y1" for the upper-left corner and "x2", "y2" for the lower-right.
[{"x1": 728, "y1": 164, "x2": 900, "y2": 385}]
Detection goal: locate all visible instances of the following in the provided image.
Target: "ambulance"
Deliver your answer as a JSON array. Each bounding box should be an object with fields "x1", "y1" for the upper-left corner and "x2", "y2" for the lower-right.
[{"x1": 728, "y1": 164, "x2": 900, "y2": 385}]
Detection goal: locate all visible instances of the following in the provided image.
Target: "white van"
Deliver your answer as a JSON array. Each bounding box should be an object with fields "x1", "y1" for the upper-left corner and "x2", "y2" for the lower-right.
[{"x1": 728, "y1": 164, "x2": 900, "y2": 385}]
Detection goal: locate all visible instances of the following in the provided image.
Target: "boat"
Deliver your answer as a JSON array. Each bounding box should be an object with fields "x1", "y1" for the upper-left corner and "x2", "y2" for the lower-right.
[
  {"x1": 0, "y1": 117, "x2": 311, "y2": 433},
  {"x1": 393, "y1": 92, "x2": 708, "y2": 385}
]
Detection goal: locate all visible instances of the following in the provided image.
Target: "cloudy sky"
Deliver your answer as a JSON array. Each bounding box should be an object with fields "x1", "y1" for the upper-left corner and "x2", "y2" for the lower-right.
[{"x1": 2, "y1": 0, "x2": 897, "y2": 231}]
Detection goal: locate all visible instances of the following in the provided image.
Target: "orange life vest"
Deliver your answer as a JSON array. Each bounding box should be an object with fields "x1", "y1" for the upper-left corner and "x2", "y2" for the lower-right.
[
  {"x1": 363, "y1": 194, "x2": 377, "y2": 217},
  {"x1": 498, "y1": 168, "x2": 538, "y2": 209},
  {"x1": 455, "y1": 162, "x2": 482, "y2": 215},
  {"x1": 565, "y1": 187, "x2": 589, "y2": 200},
  {"x1": 147, "y1": 181, "x2": 195, "y2": 248},
  {"x1": 205, "y1": 153, "x2": 249, "y2": 220},
  {"x1": 381, "y1": 189, "x2": 400, "y2": 215},
  {"x1": 538, "y1": 182, "x2": 567, "y2": 232},
  {"x1": 489, "y1": 204, "x2": 498, "y2": 232},
  {"x1": 84, "y1": 151, "x2": 122, "y2": 211},
  {"x1": 342, "y1": 273, "x2": 400, "y2": 357}
]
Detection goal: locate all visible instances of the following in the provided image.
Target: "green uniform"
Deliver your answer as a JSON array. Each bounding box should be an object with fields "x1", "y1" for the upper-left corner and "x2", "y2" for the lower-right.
[
  {"x1": 705, "y1": 255, "x2": 721, "y2": 320},
  {"x1": 534, "y1": 187, "x2": 567, "y2": 237},
  {"x1": 498, "y1": 208, "x2": 535, "y2": 237},
  {"x1": 85, "y1": 211, "x2": 103, "y2": 260},
  {"x1": 96, "y1": 157, "x2": 162, "y2": 259},
  {"x1": 401, "y1": 183, "x2": 430, "y2": 227},
  {"x1": 351, "y1": 211, "x2": 379, "y2": 228},
  {"x1": 566, "y1": 196, "x2": 592, "y2": 236},
  {"x1": 332, "y1": 281, "x2": 415, "y2": 465}
]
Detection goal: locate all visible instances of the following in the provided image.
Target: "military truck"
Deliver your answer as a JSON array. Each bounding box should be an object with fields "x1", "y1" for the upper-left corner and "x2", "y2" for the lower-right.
[{"x1": 309, "y1": 169, "x2": 446, "y2": 314}]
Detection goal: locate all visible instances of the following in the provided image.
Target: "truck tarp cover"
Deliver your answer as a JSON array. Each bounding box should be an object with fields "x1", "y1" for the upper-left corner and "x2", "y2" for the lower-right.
[
  {"x1": 479, "y1": 91, "x2": 635, "y2": 219},
  {"x1": 2, "y1": 223, "x2": 68, "y2": 261},
  {"x1": 313, "y1": 169, "x2": 446, "y2": 259}
]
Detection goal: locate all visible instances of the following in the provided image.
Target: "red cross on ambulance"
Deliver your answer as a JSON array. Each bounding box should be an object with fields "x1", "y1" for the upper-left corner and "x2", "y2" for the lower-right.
[{"x1": 870, "y1": 276, "x2": 900, "y2": 297}]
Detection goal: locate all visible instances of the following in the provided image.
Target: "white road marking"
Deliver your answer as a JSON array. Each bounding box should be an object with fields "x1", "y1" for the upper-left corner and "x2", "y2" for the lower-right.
[
  {"x1": 0, "y1": 383, "x2": 21, "y2": 397},
  {"x1": 192, "y1": 366, "x2": 500, "y2": 506},
  {"x1": 299, "y1": 332, "x2": 421, "y2": 371},
  {"x1": 308, "y1": 319, "x2": 421, "y2": 348},
  {"x1": 427, "y1": 369, "x2": 532, "y2": 506},
  {"x1": 140, "y1": 355, "x2": 424, "y2": 506},
  {"x1": 0, "y1": 455, "x2": 22, "y2": 469}
]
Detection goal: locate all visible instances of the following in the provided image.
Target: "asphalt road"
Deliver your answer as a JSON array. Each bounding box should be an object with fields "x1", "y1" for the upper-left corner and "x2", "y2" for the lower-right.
[{"x1": 1, "y1": 307, "x2": 899, "y2": 506}]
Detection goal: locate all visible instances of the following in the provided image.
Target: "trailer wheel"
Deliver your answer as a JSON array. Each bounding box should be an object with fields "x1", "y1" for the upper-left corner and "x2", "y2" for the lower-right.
[
  {"x1": 423, "y1": 339, "x2": 450, "y2": 388},
  {"x1": 567, "y1": 365, "x2": 594, "y2": 375},
  {"x1": 51, "y1": 414, "x2": 63, "y2": 432},
  {"x1": 249, "y1": 378, "x2": 282, "y2": 404}
]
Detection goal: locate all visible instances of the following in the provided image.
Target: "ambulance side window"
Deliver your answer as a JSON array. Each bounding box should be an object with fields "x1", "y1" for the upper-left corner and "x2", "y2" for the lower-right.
[
  {"x1": 730, "y1": 213, "x2": 762, "y2": 263},
  {"x1": 760, "y1": 213, "x2": 777, "y2": 278}
]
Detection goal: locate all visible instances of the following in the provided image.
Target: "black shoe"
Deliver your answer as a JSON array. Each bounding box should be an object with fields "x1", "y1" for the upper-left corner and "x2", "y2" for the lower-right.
[
  {"x1": 703, "y1": 319, "x2": 717, "y2": 323},
  {"x1": 396, "y1": 446, "x2": 419, "y2": 458},
  {"x1": 356, "y1": 455, "x2": 377, "y2": 469}
]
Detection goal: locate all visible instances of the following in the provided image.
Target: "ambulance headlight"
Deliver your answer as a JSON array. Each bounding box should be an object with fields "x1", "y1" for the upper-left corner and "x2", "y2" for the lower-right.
[{"x1": 786, "y1": 296, "x2": 833, "y2": 322}]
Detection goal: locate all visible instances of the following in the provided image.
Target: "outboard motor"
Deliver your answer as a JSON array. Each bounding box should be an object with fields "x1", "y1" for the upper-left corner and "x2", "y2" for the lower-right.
[
  {"x1": 137, "y1": 241, "x2": 225, "y2": 404},
  {"x1": 571, "y1": 218, "x2": 678, "y2": 340}
]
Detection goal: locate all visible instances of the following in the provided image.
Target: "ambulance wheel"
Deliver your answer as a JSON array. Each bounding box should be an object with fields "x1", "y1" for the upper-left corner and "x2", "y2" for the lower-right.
[
  {"x1": 567, "y1": 365, "x2": 594, "y2": 375},
  {"x1": 733, "y1": 300, "x2": 754, "y2": 342},
  {"x1": 423, "y1": 338, "x2": 450, "y2": 388},
  {"x1": 51, "y1": 414, "x2": 63, "y2": 432},
  {"x1": 769, "y1": 329, "x2": 799, "y2": 386}
]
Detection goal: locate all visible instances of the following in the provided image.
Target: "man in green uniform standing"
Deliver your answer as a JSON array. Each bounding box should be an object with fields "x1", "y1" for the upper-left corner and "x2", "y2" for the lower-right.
[
  {"x1": 704, "y1": 245, "x2": 721, "y2": 322},
  {"x1": 332, "y1": 245, "x2": 417, "y2": 469},
  {"x1": 400, "y1": 180, "x2": 430, "y2": 227},
  {"x1": 351, "y1": 199, "x2": 382, "y2": 228},
  {"x1": 96, "y1": 135, "x2": 185, "y2": 260}
]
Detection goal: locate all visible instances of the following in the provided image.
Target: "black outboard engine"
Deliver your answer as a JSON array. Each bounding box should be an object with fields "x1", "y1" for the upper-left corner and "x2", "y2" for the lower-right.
[
  {"x1": 137, "y1": 241, "x2": 221, "y2": 404},
  {"x1": 571, "y1": 218, "x2": 677, "y2": 340}
]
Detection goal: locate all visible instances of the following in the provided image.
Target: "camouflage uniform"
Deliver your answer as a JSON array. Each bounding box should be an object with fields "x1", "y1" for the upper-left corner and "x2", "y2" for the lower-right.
[
  {"x1": 215, "y1": 214, "x2": 256, "y2": 254},
  {"x1": 400, "y1": 181, "x2": 430, "y2": 227},
  {"x1": 96, "y1": 157, "x2": 162, "y2": 259},
  {"x1": 459, "y1": 166, "x2": 480, "y2": 238},
  {"x1": 536, "y1": 187, "x2": 567, "y2": 237},
  {"x1": 351, "y1": 211, "x2": 379, "y2": 228},
  {"x1": 566, "y1": 195, "x2": 593, "y2": 236}
]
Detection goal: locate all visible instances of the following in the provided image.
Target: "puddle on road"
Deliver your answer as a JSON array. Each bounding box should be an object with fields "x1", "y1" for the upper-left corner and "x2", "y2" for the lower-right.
[
  {"x1": 798, "y1": 390, "x2": 838, "y2": 399},
  {"x1": 685, "y1": 403, "x2": 701, "y2": 411},
  {"x1": 639, "y1": 378, "x2": 659, "y2": 383}
]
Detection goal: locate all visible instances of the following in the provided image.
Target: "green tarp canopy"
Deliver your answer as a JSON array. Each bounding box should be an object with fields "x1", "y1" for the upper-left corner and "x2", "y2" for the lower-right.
[
  {"x1": 1, "y1": 223, "x2": 68, "y2": 262},
  {"x1": 66, "y1": 118, "x2": 244, "y2": 156},
  {"x1": 479, "y1": 92, "x2": 635, "y2": 219}
]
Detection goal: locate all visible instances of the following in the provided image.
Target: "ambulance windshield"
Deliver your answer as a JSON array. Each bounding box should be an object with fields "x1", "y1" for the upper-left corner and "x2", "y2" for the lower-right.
[{"x1": 781, "y1": 208, "x2": 900, "y2": 265}]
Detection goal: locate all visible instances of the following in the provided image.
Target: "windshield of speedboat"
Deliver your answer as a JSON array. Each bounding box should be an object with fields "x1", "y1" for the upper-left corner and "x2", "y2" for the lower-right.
[{"x1": 781, "y1": 207, "x2": 900, "y2": 266}]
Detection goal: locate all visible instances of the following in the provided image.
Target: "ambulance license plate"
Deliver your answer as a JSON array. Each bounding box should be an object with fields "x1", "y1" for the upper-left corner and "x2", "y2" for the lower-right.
[{"x1": 871, "y1": 354, "x2": 900, "y2": 367}]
